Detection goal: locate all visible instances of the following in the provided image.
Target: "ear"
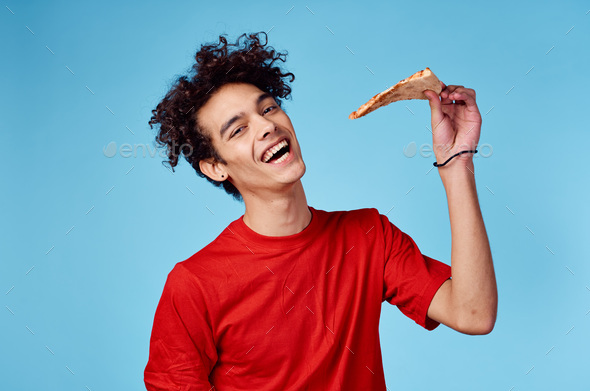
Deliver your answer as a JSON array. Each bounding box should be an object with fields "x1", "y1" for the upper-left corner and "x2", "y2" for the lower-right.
[{"x1": 199, "y1": 158, "x2": 227, "y2": 182}]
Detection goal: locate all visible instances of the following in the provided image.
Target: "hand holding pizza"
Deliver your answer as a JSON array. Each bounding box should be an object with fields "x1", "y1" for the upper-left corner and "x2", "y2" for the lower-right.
[
  {"x1": 424, "y1": 83, "x2": 482, "y2": 166},
  {"x1": 348, "y1": 68, "x2": 482, "y2": 167}
]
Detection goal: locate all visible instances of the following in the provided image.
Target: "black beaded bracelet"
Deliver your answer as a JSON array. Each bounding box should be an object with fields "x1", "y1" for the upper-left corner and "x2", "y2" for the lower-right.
[{"x1": 433, "y1": 150, "x2": 478, "y2": 167}]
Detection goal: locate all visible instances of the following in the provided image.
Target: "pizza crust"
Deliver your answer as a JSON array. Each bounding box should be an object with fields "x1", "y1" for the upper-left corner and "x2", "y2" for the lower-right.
[{"x1": 349, "y1": 67, "x2": 442, "y2": 120}]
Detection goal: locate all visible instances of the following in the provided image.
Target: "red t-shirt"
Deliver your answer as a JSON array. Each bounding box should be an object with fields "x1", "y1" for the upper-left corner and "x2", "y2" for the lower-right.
[{"x1": 144, "y1": 207, "x2": 451, "y2": 390}]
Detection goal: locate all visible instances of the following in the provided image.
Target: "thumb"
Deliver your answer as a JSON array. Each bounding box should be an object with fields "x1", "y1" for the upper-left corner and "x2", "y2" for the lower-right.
[{"x1": 424, "y1": 90, "x2": 444, "y2": 129}]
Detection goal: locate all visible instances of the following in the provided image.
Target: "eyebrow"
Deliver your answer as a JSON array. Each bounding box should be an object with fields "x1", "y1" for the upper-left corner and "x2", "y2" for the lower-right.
[{"x1": 219, "y1": 92, "x2": 274, "y2": 138}]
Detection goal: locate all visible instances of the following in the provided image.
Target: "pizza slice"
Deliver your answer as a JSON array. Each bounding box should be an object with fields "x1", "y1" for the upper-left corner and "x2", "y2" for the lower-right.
[{"x1": 349, "y1": 67, "x2": 442, "y2": 120}]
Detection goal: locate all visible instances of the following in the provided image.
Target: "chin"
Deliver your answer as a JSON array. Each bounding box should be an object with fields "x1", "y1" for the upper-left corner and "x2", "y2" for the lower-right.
[
  {"x1": 293, "y1": 158, "x2": 306, "y2": 179},
  {"x1": 280, "y1": 162, "x2": 306, "y2": 186}
]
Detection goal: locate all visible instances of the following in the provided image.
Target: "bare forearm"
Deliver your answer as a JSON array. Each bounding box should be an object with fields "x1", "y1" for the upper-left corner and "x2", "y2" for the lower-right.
[{"x1": 439, "y1": 158, "x2": 497, "y2": 334}]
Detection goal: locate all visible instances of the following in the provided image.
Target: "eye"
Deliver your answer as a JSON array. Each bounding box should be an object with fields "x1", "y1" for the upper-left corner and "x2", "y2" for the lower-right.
[
  {"x1": 263, "y1": 105, "x2": 277, "y2": 115},
  {"x1": 230, "y1": 126, "x2": 245, "y2": 138}
]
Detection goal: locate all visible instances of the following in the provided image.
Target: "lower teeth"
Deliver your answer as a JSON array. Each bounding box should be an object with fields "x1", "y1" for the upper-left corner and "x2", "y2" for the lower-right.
[{"x1": 273, "y1": 151, "x2": 290, "y2": 164}]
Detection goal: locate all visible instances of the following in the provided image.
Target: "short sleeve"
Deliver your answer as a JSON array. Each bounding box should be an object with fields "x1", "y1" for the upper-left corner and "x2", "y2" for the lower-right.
[
  {"x1": 380, "y1": 214, "x2": 452, "y2": 331},
  {"x1": 144, "y1": 263, "x2": 218, "y2": 390}
]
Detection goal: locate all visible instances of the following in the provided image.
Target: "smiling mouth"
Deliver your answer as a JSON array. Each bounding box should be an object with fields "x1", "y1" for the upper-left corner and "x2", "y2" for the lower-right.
[{"x1": 262, "y1": 139, "x2": 291, "y2": 164}]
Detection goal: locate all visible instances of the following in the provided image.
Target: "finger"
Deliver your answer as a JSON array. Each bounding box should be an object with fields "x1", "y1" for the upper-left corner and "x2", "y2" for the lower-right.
[
  {"x1": 443, "y1": 86, "x2": 475, "y2": 99},
  {"x1": 439, "y1": 83, "x2": 453, "y2": 105},
  {"x1": 441, "y1": 85, "x2": 464, "y2": 98},
  {"x1": 440, "y1": 94, "x2": 453, "y2": 105},
  {"x1": 442, "y1": 86, "x2": 477, "y2": 107},
  {"x1": 446, "y1": 84, "x2": 464, "y2": 90},
  {"x1": 423, "y1": 90, "x2": 444, "y2": 128},
  {"x1": 448, "y1": 90, "x2": 477, "y2": 108},
  {"x1": 447, "y1": 87, "x2": 475, "y2": 100},
  {"x1": 440, "y1": 84, "x2": 463, "y2": 104}
]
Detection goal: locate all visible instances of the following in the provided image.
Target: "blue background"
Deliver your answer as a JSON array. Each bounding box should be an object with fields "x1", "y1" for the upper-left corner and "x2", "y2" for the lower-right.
[{"x1": 2, "y1": 1, "x2": 589, "y2": 390}]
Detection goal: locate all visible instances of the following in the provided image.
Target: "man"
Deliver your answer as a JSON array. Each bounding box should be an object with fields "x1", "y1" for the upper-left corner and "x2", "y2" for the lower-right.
[{"x1": 144, "y1": 32, "x2": 497, "y2": 390}]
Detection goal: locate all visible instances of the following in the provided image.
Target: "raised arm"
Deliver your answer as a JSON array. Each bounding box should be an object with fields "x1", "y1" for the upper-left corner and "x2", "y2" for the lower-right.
[{"x1": 423, "y1": 84, "x2": 498, "y2": 335}]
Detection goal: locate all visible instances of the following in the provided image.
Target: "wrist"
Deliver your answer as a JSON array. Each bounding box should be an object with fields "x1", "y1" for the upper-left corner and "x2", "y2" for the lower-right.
[
  {"x1": 438, "y1": 156, "x2": 475, "y2": 188},
  {"x1": 433, "y1": 149, "x2": 478, "y2": 168}
]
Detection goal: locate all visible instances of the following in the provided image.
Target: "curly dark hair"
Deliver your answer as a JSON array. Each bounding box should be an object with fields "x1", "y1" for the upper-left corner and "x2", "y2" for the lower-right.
[{"x1": 148, "y1": 32, "x2": 295, "y2": 201}]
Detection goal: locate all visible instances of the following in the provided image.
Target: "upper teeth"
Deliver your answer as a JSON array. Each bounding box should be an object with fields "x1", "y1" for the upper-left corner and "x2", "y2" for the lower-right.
[{"x1": 262, "y1": 140, "x2": 288, "y2": 163}]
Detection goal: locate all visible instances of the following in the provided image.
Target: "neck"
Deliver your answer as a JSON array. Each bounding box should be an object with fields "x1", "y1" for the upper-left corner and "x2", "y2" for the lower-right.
[{"x1": 241, "y1": 180, "x2": 311, "y2": 237}]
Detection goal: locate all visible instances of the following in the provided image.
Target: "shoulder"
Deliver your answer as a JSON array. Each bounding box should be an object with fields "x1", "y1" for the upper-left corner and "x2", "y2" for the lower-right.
[
  {"x1": 171, "y1": 223, "x2": 244, "y2": 283},
  {"x1": 312, "y1": 207, "x2": 384, "y2": 237},
  {"x1": 314, "y1": 207, "x2": 381, "y2": 225}
]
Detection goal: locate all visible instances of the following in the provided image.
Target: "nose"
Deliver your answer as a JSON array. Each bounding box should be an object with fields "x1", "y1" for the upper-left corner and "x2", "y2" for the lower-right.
[{"x1": 255, "y1": 115, "x2": 277, "y2": 140}]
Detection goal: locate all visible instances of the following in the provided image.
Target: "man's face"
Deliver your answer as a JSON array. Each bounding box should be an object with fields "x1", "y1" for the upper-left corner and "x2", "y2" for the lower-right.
[{"x1": 197, "y1": 83, "x2": 306, "y2": 199}]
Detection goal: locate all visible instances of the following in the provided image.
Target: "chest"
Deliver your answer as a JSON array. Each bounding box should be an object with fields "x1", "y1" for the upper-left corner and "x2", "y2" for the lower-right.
[{"x1": 208, "y1": 239, "x2": 384, "y2": 387}]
